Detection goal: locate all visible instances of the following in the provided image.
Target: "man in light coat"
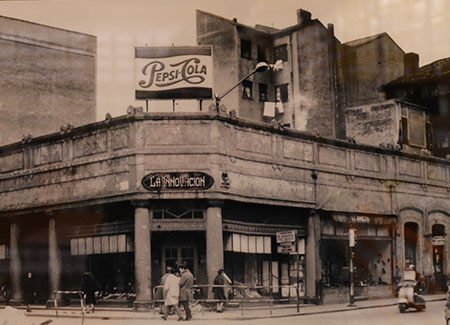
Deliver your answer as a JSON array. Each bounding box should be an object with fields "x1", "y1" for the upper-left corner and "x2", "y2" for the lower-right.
[
  {"x1": 179, "y1": 262, "x2": 194, "y2": 321},
  {"x1": 162, "y1": 267, "x2": 183, "y2": 321}
]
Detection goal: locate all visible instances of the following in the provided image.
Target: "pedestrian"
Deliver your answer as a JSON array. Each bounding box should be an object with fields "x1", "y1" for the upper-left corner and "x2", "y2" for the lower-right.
[
  {"x1": 162, "y1": 267, "x2": 183, "y2": 321},
  {"x1": 23, "y1": 272, "x2": 36, "y2": 312},
  {"x1": 82, "y1": 272, "x2": 97, "y2": 314},
  {"x1": 156, "y1": 267, "x2": 170, "y2": 314},
  {"x1": 213, "y1": 269, "x2": 232, "y2": 312},
  {"x1": 178, "y1": 262, "x2": 194, "y2": 321}
]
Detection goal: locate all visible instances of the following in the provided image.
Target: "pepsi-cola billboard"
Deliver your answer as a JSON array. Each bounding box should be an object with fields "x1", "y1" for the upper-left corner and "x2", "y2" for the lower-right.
[{"x1": 135, "y1": 46, "x2": 213, "y2": 100}]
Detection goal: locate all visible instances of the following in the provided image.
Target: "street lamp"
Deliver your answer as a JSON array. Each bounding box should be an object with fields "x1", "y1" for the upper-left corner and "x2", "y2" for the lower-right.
[{"x1": 214, "y1": 62, "x2": 270, "y2": 110}]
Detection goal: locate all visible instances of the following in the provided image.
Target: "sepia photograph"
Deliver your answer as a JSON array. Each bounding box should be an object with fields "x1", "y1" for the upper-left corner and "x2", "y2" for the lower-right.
[{"x1": 0, "y1": 0, "x2": 449, "y2": 324}]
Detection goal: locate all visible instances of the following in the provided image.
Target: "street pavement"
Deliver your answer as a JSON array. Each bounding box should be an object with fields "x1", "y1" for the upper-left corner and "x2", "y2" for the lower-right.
[{"x1": 19, "y1": 294, "x2": 447, "y2": 325}]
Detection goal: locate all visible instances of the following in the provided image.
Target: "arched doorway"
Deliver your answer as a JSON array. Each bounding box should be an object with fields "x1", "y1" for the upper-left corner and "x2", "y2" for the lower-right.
[
  {"x1": 404, "y1": 222, "x2": 419, "y2": 268},
  {"x1": 431, "y1": 224, "x2": 446, "y2": 291}
]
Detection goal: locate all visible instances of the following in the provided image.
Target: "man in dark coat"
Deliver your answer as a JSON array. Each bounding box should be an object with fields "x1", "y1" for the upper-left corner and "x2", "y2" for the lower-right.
[
  {"x1": 82, "y1": 272, "x2": 97, "y2": 313},
  {"x1": 178, "y1": 263, "x2": 194, "y2": 321},
  {"x1": 23, "y1": 272, "x2": 36, "y2": 312},
  {"x1": 213, "y1": 269, "x2": 231, "y2": 312}
]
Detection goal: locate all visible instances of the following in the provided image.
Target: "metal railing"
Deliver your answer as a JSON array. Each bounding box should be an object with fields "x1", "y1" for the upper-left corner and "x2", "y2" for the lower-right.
[
  {"x1": 152, "y1": 284, "x2": 305, "y2": 316},
  {"x1": 52, "y1": 290, "x2": 85, "y2": 325}
]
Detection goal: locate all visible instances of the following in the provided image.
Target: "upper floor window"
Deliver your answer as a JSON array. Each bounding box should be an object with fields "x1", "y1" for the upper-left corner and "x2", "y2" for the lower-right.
[
  {"x1": 400, "y1": 104, "x2": 427, "y2": 148},
  {"x1": 241, "y1": 39, "x2": 252, "y2": 59},
  {"x1": 275, "y1": 84, "x2": 288, "y2": 103},
  {"x1": 242, "y1": 80, "x2": 253, "y2": 99},
  {"x1": 274, "y1": 44, "x2": 288, "y2": 62},
  {"x1": 257, "y1": 46, "x2": 266, "y2": 62},
  {"x1": 259, "y1": 83, "x2": 268, "y2": 102}
]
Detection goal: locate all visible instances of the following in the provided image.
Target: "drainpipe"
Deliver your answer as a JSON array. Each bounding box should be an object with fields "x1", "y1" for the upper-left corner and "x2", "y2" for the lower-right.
[
  {"x1": 327, "y1": 23, "x2": 340, "y2": 138},
  {"x1": 289, "y1": 34, "x2": 296, "y2": 128}
]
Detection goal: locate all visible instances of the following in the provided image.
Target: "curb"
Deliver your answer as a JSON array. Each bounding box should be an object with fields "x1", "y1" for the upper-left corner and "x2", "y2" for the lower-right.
[{"x1": 24, "y1": 297, "x2": 446, "y2": 322}]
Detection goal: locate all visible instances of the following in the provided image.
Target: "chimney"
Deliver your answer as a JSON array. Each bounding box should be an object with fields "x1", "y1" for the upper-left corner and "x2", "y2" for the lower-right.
[
  {"x1": 404, "y1": 52, "x2": 419, "y2": 76},
  {"x1": 297, "y1": 9, "x2": 312, "y2": 25},
  {"x1": 327, "y1": 23, "x2": 334, "y2": 37}
]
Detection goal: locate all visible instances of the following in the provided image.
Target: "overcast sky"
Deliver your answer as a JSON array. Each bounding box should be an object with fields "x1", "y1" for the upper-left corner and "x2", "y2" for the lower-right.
[{"x1": 1, "y1": 0, "x2": 449, "y2": 119}]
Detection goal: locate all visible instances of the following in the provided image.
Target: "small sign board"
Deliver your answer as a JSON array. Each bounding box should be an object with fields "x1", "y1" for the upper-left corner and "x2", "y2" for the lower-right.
[
  {"x1": 276, "y1": 230, "x2": 297, "y2": 244},
  {"x1": 135, "y1": 46, "x2": 213, "y2": 100},
  {"x1": 277, "y1": 243, "x2": 296, "y2": 254},
  {"x1": 432, "y1": 236, "x2": 445, "y2": 246}
]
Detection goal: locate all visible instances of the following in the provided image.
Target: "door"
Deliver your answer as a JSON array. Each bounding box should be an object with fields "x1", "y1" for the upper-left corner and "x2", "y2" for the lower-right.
[
  {"x1": 162, "y1": 246, "x2": 197, "y2": 276},
  {"x1": 433, "y1": 245, "x2": 445, "y2": 291}
]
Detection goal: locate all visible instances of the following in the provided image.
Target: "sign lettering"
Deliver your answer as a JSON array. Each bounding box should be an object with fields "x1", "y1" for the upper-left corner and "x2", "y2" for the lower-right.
[
  {"x1": 276, "y1": 230, "x2": 297, "y2": 244},
  {"x1": 135, "y1": 46, "x2": 213, "y2": 100},
  {"x1": 142, "y1": 172, "x2": 214, "y2": 191}
]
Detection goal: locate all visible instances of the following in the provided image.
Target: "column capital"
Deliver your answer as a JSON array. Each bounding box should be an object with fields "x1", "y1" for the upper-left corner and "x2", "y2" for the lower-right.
[
  {"x1": 131, "y1": 200, "x2": 150, "y2": 208},
  {"x1": 206, "y1": 199, "x2": 225, "y2": 208}
]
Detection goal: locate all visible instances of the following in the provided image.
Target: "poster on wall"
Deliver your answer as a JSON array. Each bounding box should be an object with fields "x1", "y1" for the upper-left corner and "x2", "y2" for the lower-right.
[{"x1": 135, "y1": 46, "x2": 213, "y2": 100}]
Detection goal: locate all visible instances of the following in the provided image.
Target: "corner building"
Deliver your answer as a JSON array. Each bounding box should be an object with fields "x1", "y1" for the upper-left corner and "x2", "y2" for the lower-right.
[{"x1": 0, "y1": 111, "x2": 449, "y2": 307}]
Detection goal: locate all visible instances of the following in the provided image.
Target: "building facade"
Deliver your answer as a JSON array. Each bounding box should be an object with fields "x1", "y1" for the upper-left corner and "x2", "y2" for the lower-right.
[
  {"x1": 0, "y1": 111, "x2": 449, "y2": 307},
  {"x1": 0, "y1": 15, "x2": 96, "y2": 146},
  {"x1": 196, "y1": 9, "x2": 405, "y2": 140}
]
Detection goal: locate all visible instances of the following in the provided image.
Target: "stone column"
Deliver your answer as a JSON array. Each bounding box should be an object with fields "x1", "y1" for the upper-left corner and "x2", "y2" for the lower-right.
[
  {"x1": 132, "y1": 200, "x2": 151, "y2": 311},
  {"x1": 9, "y1": 223, "x2": 22, "y2": 305},
  {"x1": 305, "y1": 211, "x2": 321, "y2": 302},
  {"x1": 48, "y1": 218, "x2": 62, "y2": 305},
  {"x1": 206, "y1": 201, "x2": 224, "y2": 298}
]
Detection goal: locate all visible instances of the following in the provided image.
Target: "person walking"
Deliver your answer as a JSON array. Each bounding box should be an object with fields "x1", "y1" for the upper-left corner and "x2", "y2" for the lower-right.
[
  {"x1": 156, "y1": 268, "x2": 170, "y2": 314},
  {"x1": 179, "y1": 262, "x2": 194, "y2": 321},
  {"x1": 82, "y1": 272, "x2": 97, "y2": 313},
  {"x1": 213, "y1": 269, "x2": 232, "y2": 312},
  {"x1": 23, "y1": 272, "x2": 36, "y2": 312},
  {"x1": 162, "y1": 267, "x2": 183, "y2": 321}
]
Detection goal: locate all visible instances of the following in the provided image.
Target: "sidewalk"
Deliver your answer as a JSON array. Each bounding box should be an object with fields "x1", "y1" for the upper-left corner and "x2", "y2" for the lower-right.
[{"x1": 21, "y1": 294, "x2": 447, "y2": 322}]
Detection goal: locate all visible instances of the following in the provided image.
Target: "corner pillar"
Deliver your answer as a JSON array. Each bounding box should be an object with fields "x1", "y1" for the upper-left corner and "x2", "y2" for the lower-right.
[
  {"x1": 132, "y1": 200, "x2": 152, "y2": 311},
  {"x1": 48, "y1": 217, "x2": 62, "y2": 306},
  {"x1": 306, "y1": 211, "x2": 321, "y2": 302},
  {"x1": 9, "y1": 223, "x2": 22, "y2": 305},
  {"x1": 206, "y1": 200, "x2": 224, "y2": 298}
]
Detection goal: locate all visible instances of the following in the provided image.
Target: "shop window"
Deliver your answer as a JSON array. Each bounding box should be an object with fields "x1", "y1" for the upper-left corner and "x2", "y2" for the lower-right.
[
  {"x1": 71, "y1": 234, "x2": 134, "y2": 255},
  {"x1": 242, "y1": 80, "x2": 253, "y2": 100},
  {"x1": 321, "y1": 239, "x2": 348, "y2": 287},
  {"x1": 0, "y1": 244, "x2": 8, "y2": 260},
  {"x1": 241, "y1": 39, "x2": 252, "y2": 59},
  {"x1": 224, "y1": 233, "x2": 271, "y2": 254},
  {"x1": 275, "y1": 84, "x2": 288, "y2": 103},
  {"x1": 274, "y1": 44, "x2": 288, "y2": 62},
  {"x1": 259, "y1": 83, "x2": 267, "y2": 102}
]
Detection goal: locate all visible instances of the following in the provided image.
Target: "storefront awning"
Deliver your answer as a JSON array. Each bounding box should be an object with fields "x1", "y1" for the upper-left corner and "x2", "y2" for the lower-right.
[{"x1": 223, "y1": 220, "x2": 305, "y2": 236}]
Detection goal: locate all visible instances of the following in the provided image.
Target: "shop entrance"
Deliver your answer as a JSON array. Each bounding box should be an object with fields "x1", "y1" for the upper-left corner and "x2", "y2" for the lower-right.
[
  {"x1": 404, "y1": 222, "x2": 419, "y2": 267},
  {"x1": 432, "y1": 224, "x2": 445, "y2": 291}
]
